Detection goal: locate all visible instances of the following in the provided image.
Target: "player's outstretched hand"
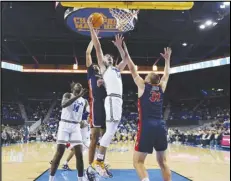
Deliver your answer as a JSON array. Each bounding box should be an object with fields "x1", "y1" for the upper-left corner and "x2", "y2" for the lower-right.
[
  {"x1": 112, "y1": 34, "x2": 124, "y2": 48},
  {"x1": 97, "y1": 79, "x2": 104, "y2": 87},
  {"x1": 78, "y1": 88, "x2": 88, "y2": 97},
  {"x1": 160, "y1": 47, "x2": 172, "y2": 61}
]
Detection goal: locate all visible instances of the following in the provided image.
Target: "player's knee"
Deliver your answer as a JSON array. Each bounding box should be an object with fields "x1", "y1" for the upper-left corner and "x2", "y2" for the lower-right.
[
  {"x1": 91, "y1": 135, "x2": 99, "y2": 144},
  {"x1": 57, "y1": 144, "x2": 65, "y2": 156},
  {"x1": 100, "y1": 131, "x2": 114, "y2": 147},
  {"x1": 133, "y1": 159, "x2": 138, "y2": 168},
  {"x1": 157, "y1": 157, "x2": 167, "y2": 169},
  {"x1": 76, "y1": 152, "x2": 83, "y2": 161},
  {"x1": 91, "y1": 130, "x2": 100, "y2": 142},
  {"x1": 133, "y1": 158, "x2": 144, "y2": 168}
]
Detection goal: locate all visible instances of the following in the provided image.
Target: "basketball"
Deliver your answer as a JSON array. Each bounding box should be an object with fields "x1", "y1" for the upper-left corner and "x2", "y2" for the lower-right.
[{"x1": 91, "y1": 13, "x2": 104, "y2": 28}]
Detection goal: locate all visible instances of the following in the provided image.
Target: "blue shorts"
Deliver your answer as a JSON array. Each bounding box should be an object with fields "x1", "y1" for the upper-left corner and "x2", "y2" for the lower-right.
[
  {"x1": 89, "y1": 99, "x2": 106, "y2": 129},
  {"x1": 135, "y1": 120, "x2": 168, "y2": 154}
]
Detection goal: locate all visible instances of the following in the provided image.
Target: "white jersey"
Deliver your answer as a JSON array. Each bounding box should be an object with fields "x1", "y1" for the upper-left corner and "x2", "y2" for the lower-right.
[
  {"x1": 61, "y1": 96, "x2": 86, "y2": 123},
  {"x1": 103, "y1": 66, "x2": 123, "y2": 96}
]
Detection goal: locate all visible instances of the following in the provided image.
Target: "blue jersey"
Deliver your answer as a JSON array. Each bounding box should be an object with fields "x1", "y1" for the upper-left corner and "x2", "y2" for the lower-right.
[
  {"x1": 138, "y1": 83, "x2": 164, "y2": 121},
  {"x1": 87, "y1": 64, "x2": 106, "y2": 101}
]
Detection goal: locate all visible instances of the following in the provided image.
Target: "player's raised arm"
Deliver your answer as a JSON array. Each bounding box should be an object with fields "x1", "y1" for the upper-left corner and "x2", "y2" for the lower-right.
[
  {"x1": 112, "y1": 34, "x2": 127, "y2": 72},
  {"x1": 123, "y1": 42, "x2": 145, "y2": 90},
  {"x1": 61, "y1": 89, "x2": 87, "y2": 108},
  {"x1": 84, "y1": 99, "x2": 90, "y2": 113},
  {"x1": 86, "y1": 41, "x2": 94, "y2": 67},
  {"x1": 86, "y1": 30, "x2": 100, "y2": 67},
  {"x1": 87, "y1": 16, "x2": 105, "y2": 70},
  {"x1": 159, "y1": 47, "x2": 172, "y2": 92}
]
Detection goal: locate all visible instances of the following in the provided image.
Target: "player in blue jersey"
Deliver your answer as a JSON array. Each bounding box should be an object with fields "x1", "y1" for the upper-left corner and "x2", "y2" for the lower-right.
[
  {"x1": 119, "y1": 42, "x2": 172, "y2": 181},
  {"x1": 85, "y1": 36, "x2": 113, "y2": 180}
]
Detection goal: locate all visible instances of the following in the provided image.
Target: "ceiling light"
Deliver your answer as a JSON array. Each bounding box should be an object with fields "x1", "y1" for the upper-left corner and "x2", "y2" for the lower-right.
[
  {"x1": 153, "y1": 65, "x2": 158, "y2": 71},
  {"x1": 212, "y1": 22, "x2": 218, "y2": 26},
  {"x1": 182, "y1": 42, "x2": 187, "y2": 46},
  {"x1": 199, "y1": 25, "x2": 205, "y2": 29},
  {"x1": 220, "y1": 5, "x2": 226, "y2": 8},
  {"x1": 73, "y1": 64, "x2": 78, "y2": 70},
  {"x1": 223, "y1": 2, "x2": 230, "y2": 6},
  {"x1": 205, "y1": 20, "x2": 213, "y2": 26}
]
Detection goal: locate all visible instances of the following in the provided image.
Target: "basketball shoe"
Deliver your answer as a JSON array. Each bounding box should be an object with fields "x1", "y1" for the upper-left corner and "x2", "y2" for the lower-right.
[
  {"x1": 91, "y1": 160, "x2": 110, "y2": 178},
  {"x1": 62, "y1": 164, "x2": 72, "y2": 171}
]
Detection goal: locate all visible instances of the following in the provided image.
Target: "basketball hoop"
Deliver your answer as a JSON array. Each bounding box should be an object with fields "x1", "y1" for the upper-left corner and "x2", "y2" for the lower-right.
[{"x1": 109, "y1": 8, "x2": 139, "y2": 32}]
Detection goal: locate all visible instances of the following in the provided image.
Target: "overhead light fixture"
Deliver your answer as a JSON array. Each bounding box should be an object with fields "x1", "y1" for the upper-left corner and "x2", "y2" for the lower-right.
[
  {"x1": 223, "y1": 2, "x2": 230, "y2": 6},
  {"x1": 73, "y1": 64, "x2": 78, "y2": 70},
  {"x1": 199, "y1": 24, "x2": 205, "y2": 29},
  {"x1": 220, "y1": 5, "x2": 226, "y2": 8},
  {"x1": 217, "y1": 89, "x2": 224, "y2": 91},
  {"x1": 205, "y1": 20, "x2": 213, "y2": 26},
  {"x1": 182, "y1": 42, "x2": 187, "y2": 47},
  {"x1": 153, "y1": 65, "x2": 158, "y2": 71},
  {"x1": 212, "y1": 22, "x2": 218, "y2": 26}
]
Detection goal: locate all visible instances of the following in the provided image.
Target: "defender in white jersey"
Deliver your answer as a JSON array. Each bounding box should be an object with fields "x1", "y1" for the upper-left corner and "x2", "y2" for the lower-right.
[
  {"x1": 87, "y1": 16, "x2": 128, "y2": 179},
  {"x1": 60, "y1": 110, "x2": 91, "y2": 171},
  {"x1": 49, "y1": 82, "x2": 88, "y2": 181}
]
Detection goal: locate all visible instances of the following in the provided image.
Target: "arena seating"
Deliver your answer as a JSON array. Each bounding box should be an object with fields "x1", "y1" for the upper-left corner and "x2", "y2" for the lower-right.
[
  {"x1": 2, "y1": 102, "x2": 23, "y2": 121},
  {"x1": 24, "y1": 100, "x2": 51, "y2": 121},
  {"x1": 2, "y1": 94, "x2": 230, "y2": 149}
]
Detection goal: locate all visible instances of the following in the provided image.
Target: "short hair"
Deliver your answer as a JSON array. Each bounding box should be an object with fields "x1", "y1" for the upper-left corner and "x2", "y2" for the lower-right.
[
  {"x1": 105, "y1": 54, "x2": 114, "y2": 59},
  {"x1": 70, "y1": 81, "x2": 76, "y2": 91},
  {"x1": 70, "y1": 81, "x2": 81, "y2": 91},
  {"x1": 150, "y1": 73, "x2": 160, "y2": 84}
]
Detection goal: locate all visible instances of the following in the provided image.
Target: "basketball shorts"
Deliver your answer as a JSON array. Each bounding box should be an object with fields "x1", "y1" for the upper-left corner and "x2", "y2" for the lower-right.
[
  {"x1": 104, "y1": 96, "x2": 123, "y2": 122},
  {"x1": 89, "y1": 99, "x2": 106, "y2": 128},
  {"x1": 57, "y1": 121, "x2": 82, "y2": 147},
  {"x1": 135, "y1": 120, "x2": 168, "y2": 154}
]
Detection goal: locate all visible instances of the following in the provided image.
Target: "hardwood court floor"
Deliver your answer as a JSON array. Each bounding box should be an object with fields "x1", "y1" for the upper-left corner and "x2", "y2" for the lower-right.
[{"x1": 2, "y1": 142, "x2": 230, "y2": 181}]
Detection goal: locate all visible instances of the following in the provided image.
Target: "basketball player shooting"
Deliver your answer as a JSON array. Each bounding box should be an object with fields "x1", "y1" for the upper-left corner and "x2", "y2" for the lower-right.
[
  {"x1": 49, "y1": 82, "x2": 88, "y2": 181},
  {"x1": 119, "y1": 42, "x2": 172, "y2": 181},
  {"x1": 86, "y1": 16, "x2": 127, "y2": 178}
]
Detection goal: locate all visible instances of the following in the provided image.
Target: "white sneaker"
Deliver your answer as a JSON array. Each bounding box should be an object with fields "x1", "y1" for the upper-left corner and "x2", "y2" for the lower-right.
[{"x1": 92, "y1": 161, "x2": 109, "y2": 178}]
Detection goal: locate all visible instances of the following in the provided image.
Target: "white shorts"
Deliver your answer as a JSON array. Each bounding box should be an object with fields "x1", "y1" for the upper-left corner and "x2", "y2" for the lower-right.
[
  {"x1": 104, "y1": 96, "x2": 123, "y2": 122},
  {"x1": 57, "y1": 121, "x2": 82, "y2": 147}
]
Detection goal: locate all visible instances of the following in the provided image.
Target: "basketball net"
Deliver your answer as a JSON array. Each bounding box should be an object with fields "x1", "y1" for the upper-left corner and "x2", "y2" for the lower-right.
[{"x1": 109, "y1": 9, "x2": 139, "y2": 32}]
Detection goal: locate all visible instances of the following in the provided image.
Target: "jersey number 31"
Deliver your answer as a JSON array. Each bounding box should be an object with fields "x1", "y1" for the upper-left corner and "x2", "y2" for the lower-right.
[{"x1": 149, "y1": 91, "x2": 161, "y2": 102}]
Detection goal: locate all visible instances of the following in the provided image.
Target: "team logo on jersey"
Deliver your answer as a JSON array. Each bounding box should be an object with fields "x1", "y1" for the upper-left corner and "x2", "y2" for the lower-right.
[{"x1": 149, "y1": 91, "x2": 161, "y2": 102}]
